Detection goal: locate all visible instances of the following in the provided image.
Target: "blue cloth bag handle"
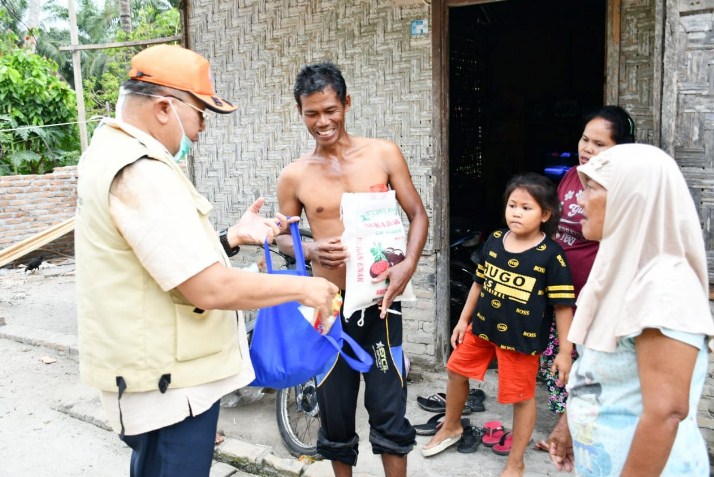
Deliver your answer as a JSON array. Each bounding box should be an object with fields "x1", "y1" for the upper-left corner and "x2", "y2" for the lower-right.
[
  {"x1": 322, "y1": 330, "x2": 372, "y2": 373},
  {"x1": 249, "y1": 222, "x2": 372, "y2": 389},
  {"x1": 263, "y1": 221, "x2": 307, "y2": 276}
]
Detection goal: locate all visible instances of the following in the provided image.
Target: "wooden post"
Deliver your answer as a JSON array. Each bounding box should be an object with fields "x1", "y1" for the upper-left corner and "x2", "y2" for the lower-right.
[{"x1": 67, "y1": 0, "x2": 88, "y2": 152}]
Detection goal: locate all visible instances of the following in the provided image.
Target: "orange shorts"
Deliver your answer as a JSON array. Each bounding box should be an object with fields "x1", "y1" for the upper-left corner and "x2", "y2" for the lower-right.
[{"x1": 446, "y1": 327, "x2": 540, "y2": 404}]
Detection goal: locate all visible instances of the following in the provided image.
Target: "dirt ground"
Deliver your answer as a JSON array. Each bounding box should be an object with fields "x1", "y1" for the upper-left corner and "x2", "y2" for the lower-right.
[
  {"x1": 0, "y1": 257, "x2": 568, "y2": 477},
  {"x1": 0, "y1": 258, "x2": 78, "y2": 336},
  {"x1": 0, "y1": 258, "x2": 132, "y2": 477}
]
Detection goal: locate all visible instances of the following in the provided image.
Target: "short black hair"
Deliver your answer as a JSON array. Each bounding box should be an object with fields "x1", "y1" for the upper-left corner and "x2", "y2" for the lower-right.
[
  {"x1": 121, "y1": 79, "x2": 170, "y2": 96},
  {"x1": 585, "y1": 105, "x2": 636, "y2": 144},
  {"x1": 503, "y1": 172, "x2": 560, "y2": 237},
  {"x1": 293, "y1": 62, "x2": 347, "y2": 108}
]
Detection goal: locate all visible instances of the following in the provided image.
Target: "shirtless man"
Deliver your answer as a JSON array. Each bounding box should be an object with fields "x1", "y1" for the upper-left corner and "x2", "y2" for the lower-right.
[{"x1": 276, "y1": 63, "x2": 428, "y2": 477}]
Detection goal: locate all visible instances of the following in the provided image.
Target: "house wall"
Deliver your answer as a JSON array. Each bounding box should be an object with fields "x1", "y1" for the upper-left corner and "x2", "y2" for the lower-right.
[
  {"x1": 188, "y1": 0, "x2": 438, "y2": 364},
  {"x1": 188, "y1": 0, "x2": 714, "y2": 459},
  {"x1": 615, "y1": 0, "x2": 662, "y2": 145},
  {"x1": 662, "y1": 1, "x2": 714, "y2": 282},
  {"x1": 661, "y1": 0, "x2": 714, "y2": 461},
  {"x1": 0, "y1": 167, "x2": 77, "y2": 265}
]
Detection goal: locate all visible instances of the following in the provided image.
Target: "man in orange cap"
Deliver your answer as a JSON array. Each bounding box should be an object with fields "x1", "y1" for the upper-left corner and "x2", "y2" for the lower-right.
[{"x1": 75, "y1": 44, "x2": 338, "y2": 477}]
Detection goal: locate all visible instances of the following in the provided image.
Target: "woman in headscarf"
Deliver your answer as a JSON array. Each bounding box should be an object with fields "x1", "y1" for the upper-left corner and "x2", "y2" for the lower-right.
[{"x1": 549, "y1": 144, "x2": 714, "y2": 475}]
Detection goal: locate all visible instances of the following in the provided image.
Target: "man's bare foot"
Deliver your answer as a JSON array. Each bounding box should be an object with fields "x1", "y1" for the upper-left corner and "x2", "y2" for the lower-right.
[{"x1": 499, "y1": 462, "x2": 525, "y2": 477}]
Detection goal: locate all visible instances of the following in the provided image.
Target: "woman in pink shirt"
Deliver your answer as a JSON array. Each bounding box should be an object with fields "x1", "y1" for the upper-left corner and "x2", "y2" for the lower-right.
[{"x1": 536, "y1": 106, "x2": 635, "y2": 458}]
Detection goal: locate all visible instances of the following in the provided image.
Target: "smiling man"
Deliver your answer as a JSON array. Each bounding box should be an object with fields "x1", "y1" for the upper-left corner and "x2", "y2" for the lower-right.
[{"x1": 276, "y1": 62, "x2": 428, "y2": 477}]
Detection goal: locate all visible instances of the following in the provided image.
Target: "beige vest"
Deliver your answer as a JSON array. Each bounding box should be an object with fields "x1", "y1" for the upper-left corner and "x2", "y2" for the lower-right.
[{"x1": 75, "y1": 120, "x2": 243, "y2": 393}]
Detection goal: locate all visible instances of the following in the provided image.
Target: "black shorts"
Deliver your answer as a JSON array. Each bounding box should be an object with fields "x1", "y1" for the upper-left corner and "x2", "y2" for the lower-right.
[{"x1": 315, "y1": 297, "x2": 415, "y2": 466}]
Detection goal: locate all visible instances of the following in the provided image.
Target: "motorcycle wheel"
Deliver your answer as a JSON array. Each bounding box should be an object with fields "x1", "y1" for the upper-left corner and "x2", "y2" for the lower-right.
[
  {"x1": 275, "y1": 378, "x2": 321, "y2": 457},
  {"x1": 264, "y1": 228, "x2": 321, "y2": 456}
]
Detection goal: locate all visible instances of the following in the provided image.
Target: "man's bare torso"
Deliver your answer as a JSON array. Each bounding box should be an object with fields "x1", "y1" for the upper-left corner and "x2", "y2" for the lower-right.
[{"x1": 282, "y1": 137, "x2": 392, "y2": 289}]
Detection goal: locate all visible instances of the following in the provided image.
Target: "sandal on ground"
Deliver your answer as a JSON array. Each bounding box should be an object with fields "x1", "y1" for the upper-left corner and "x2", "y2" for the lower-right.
[
  {"x1": 492, "y1": 432, "x2": 513, "y2": 456},
  {"x1": 457, "y1": 426, "x2": 486, "y2": 454},
  {"x1": 421, "y1": 433, "x2": 463, "y2": 457},
  {"x1": 466, "y1": 388, "x2": 486, "y2": 412},
  {"x1": 413, "y1": 413, "x2": 471, "y2": 436},
  {"x1": 417, "y1": 393, "x2": 447, "y2": 412},
  {"x1": 416, "y1": 392, "x2": 474, "y2": 415},
  {"x1": 480, "y1": 420, "x2": 506, "y2": 447}
]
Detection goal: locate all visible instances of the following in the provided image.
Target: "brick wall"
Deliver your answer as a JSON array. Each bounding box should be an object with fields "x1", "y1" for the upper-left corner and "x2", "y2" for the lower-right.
[{"x1": 0, "y1": 166, "x2": 78, "y2": 266}]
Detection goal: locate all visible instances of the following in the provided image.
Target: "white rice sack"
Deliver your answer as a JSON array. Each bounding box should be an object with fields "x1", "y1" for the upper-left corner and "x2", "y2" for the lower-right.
[{"x1": 341, "y1": 190, "x2": 416, "y2": 318}]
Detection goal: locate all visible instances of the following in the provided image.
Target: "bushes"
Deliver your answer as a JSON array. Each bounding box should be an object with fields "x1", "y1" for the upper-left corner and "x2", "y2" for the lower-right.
[{"x1": 0, "y1": 31, "x2": 80, "y2": 175}]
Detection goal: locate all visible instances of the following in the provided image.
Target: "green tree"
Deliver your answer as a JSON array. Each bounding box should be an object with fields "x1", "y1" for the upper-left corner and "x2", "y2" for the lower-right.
[
  {"x1": 0, "y1": 1, "x2": 182, "y2": 174},
  {"x1": 83, "y1": 5, "x2": 181, "y2": 132},
  {"x1": 0, "y1": 26, "x2": 80, "y2": 175}
]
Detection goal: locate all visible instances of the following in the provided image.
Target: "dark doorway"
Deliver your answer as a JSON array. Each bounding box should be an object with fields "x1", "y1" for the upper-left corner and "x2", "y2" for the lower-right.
[{"x1": 448, "y1": 0, "x2": 606, "y2": 238}]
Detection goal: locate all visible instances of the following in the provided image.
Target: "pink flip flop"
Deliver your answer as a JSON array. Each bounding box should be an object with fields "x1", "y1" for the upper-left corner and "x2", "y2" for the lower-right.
[
  {"x1": 492, "y1": 432, "x2": 513, "y2": 456},
  {"x1": 481, "y1": 420, "x2": 506, "y2": 447}
]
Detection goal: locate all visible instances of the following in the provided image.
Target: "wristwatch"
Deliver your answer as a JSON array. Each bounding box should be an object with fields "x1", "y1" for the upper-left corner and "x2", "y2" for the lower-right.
[{"x1": 219, "y1": 228, "x2": 240, "y2": 257}]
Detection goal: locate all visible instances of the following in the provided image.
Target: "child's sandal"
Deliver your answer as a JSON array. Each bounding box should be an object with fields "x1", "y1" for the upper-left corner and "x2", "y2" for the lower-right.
[{"x1": 480, "y1": 420, "x2": 506, "y2": 447}]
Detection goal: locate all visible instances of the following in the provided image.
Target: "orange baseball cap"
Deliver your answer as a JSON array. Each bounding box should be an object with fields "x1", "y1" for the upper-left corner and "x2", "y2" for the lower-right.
[{"x1": 128, "y1": 44, "x2": 237, "y2": 114}]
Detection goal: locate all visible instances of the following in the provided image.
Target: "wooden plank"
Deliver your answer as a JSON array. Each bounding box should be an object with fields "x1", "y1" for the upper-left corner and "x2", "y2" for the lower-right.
[
  {"x1": 67, "y1": 0, "x2": 87, "y2": 152},
  {"x1": 605, "y1": 0, "x2": 621, "y2": 104},
  {"x1": 58, "y1": 35, "x2": 184, "y2": 52},
  {"x1": 0, "y1": 217, "x2": 75, "y2": 268}
]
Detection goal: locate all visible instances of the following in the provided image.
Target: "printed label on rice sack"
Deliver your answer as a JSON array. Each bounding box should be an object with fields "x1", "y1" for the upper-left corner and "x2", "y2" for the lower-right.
[{"x1": 341, "y1": 190, "x2": 416, "y2": 318}]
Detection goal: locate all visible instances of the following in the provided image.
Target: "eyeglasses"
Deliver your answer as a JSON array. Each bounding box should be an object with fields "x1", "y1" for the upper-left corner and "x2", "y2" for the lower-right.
[{"x1": 164, "y1": 95, "x2": 212, "y2": 122}]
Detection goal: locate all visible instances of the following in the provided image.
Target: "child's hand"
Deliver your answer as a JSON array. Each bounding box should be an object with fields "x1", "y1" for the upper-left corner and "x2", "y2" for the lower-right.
[
  {"x1": 450, "y1": 319, "x2": 469, "y2": 348},
  {"x1": 551, "y1": 351, "x2": 573, "y2": 387}
]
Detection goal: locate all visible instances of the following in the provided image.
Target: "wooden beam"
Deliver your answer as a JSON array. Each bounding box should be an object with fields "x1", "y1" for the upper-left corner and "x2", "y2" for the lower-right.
[
  {"x1": 58, "y1": 35, "x2": 183, "y2": 52},
  {"x1": 67, "y1": 0, "x2": 87, "y2": 152},
  {"x1": 0, "y1": 218, "x2": 75, "y2": 268}
]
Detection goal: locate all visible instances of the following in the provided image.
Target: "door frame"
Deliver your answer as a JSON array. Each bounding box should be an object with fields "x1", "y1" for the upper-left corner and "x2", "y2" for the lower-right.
[{"x1": 430, "y1": 0, "x2": 619, "y2": 362}]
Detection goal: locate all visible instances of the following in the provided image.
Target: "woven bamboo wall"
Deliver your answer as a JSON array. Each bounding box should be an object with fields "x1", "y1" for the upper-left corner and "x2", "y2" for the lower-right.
[
  {"x1": 670, "y1": 6, "x2": 714, "y2": 280},
  {"x1": 618, "y1": 0, "x2": 658, "y2": 145},
  {"x1": 619, "y1": 0, "x2": 714, "y2": 280},
  {"x1": 187, "y1": 0, "x2": 437, "y2": 361},
  {"x1": 189, "y1": 0, "x2": 432, "y2": 237}
]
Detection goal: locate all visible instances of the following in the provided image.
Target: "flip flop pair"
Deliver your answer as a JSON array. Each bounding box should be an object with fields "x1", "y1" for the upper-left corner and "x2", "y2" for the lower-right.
[
  {"x1": 480, "y1": 420, "x2": 514, "y2": 455},
  {"x1": 480, "y1": 420, "x2": 505, "y2": 446}
]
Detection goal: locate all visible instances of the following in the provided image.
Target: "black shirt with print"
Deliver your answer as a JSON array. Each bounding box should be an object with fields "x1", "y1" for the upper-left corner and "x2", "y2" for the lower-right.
[{"x1": 471, "y1": 229, "x2": 575, "y2": 354}]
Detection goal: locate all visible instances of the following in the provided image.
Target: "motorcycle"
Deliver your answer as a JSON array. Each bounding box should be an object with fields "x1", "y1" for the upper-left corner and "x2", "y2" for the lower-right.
[{"x1": 449, "y1": 218, "x2": 485, "y2": 332}]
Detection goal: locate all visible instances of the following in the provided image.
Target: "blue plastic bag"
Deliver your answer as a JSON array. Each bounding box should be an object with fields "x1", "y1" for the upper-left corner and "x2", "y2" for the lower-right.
[{"x1": 249, "y1": 222, "x2": 373, "y2": 389}]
